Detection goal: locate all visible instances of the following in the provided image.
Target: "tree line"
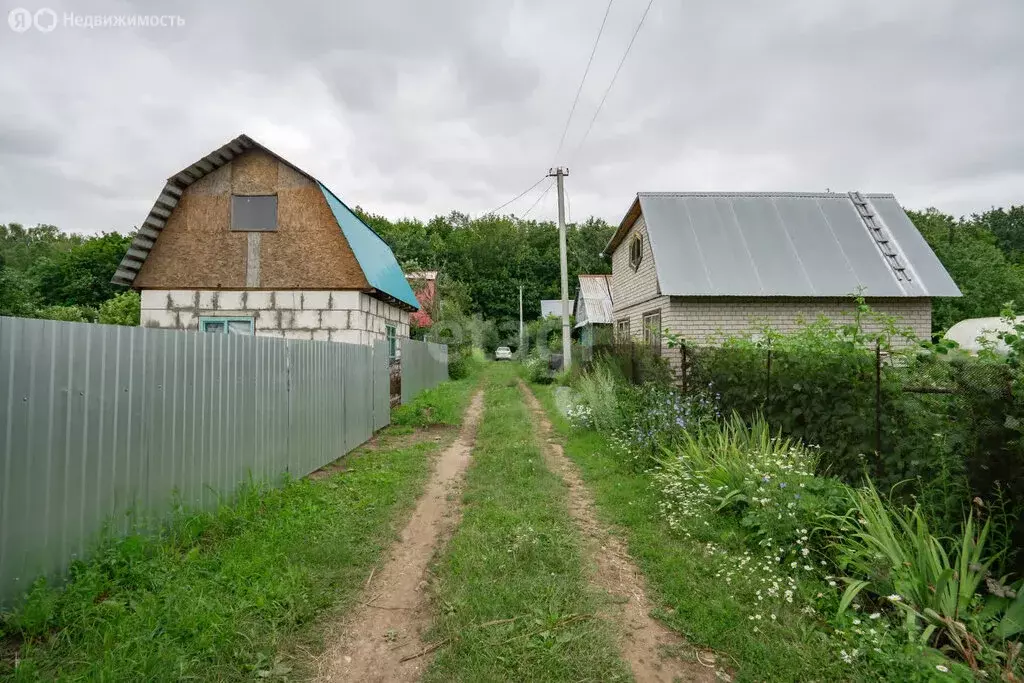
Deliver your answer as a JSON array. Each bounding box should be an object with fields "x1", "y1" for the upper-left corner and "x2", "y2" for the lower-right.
[{"x1": 1, "y1": 204, "x2": 1021, "y2": 335}]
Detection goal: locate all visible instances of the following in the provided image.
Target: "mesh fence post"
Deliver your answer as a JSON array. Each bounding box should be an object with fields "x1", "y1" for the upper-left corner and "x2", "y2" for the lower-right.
[
  {"x1": 765, "y1": 339, "x2": 772, "y2": 409},
  {"x1": 681, "y1": 341, "x2": 688, "y2": 394},
  {"x1": 875, "y1": 340, "x2": 882, "y2": 456}
]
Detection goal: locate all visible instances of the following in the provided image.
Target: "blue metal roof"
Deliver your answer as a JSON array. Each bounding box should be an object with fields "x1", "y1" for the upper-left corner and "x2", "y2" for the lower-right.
[{"x1": 319, "y1": 183, "x2": 420, "y2": 310}]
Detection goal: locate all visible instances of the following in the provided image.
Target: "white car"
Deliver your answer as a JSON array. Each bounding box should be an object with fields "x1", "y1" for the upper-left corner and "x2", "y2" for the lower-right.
[{"x1": 495, "y1": 346, "x2": 513, "y2": 361}]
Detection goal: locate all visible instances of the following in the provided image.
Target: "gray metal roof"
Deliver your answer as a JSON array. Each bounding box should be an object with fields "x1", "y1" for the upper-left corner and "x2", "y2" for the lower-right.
[
  {"x1": 573, "y1": 274, "x2": 613, "y2": 327},
  {"x1": 606, "y1": 192, "x2": 961, "y2": 298},
  {"x1": 540, "y1": 300, "x2": 563, "y2": 318}
]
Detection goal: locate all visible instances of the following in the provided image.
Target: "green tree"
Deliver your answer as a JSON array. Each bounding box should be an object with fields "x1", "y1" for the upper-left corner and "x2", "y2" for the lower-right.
[
  {"x1": 909, "y1": 209, "x2": 1024, "y2": 332},
  {"x1": 0, "y1": 265, "x2": 36, "y2": 317},
  {"x1": 29, "y1": 232, "x2": 132, "y2": 308},
  {"x1": 975, "y1": 205, "x2": 1024, "y2": 263}
]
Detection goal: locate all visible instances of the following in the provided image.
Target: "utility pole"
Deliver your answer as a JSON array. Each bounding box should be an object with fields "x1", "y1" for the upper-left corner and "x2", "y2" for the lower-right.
[
  {"x1": 548, "y1": 167, "x2": 571, "y2": 370},
  {"x1": 519, "y1": 285, "x2": 524, "y2": 358}
]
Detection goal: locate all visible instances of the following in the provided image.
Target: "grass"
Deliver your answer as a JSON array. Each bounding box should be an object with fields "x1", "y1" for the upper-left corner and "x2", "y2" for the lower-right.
[
  {"x1": 392, "y1": 373, "x2": 480, "y2": 427},
  {"x1": 423, "y1": 363, "x2": 631, "y2": 682},
  {"x1": 0, "y1": 376, "x2": 480, "y2": 682},
  {"x1": 531, "y1": 383, "x2": 861, "y2": 683}
]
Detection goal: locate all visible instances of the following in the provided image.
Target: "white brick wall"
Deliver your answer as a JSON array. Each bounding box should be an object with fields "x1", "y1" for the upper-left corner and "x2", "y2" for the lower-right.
[
  {"x1": 609, "y1": 215, "x2": 661, "y2": 311},
  {"x1": 139, "y1": 289, "x2": 411, "y2": 346},
  {"x1": 611, "y1": 295, "x2": 932, "y2": 376}
]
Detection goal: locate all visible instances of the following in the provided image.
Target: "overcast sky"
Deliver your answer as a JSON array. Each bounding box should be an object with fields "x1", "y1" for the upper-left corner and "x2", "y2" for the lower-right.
[{"x1": 1, "y1": 0, "x2": 1021, "y2": 235}]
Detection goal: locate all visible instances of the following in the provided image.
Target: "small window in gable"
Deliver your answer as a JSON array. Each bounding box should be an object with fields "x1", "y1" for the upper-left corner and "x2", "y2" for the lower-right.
[
  {"x1": 629, "y1": 234, "x2": 643, "y2": 271},
  {"x1": 231, "y1": 195, "x2": 278, "y2": 231}
]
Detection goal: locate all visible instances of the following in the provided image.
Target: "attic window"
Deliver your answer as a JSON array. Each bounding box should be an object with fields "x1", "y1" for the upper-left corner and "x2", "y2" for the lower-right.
[
  {"x1": 231, "y1": 195, "x2": 278, "y2": 231},
  {"x1": 629, "y1": 235, "x2": 643, "y2": 271}
]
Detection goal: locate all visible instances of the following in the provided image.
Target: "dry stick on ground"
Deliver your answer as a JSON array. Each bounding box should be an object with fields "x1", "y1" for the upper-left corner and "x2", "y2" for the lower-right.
[
  {"x1": 313, "y1": 390, "x2": 485, "y2": 683},
  {"x1": 517, "y1": 380, "x2": 723, "y2": 683}
]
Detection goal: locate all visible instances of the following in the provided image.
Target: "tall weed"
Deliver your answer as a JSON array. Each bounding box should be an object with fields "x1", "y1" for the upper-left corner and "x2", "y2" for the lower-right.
[{"x1": 830, "y1": 480, "x2": 1009, "y2": 669}]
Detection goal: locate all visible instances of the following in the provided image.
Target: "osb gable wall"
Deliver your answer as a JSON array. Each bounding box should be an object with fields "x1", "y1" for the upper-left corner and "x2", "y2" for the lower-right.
[{"x1": 134, "y1": 149, "x2": 369, "y2": 290}]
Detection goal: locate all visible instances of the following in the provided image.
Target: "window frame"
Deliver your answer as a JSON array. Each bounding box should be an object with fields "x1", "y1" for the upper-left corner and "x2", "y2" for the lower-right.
[
  {"x1": 642, "y1": 310, "x2": 662, "y2": 355},
  {"x1": 200, "y1": 316, "x2": 255, "y2": 335},
  {"x1": 629, "y1": 234, "x2": 643, "y2": 271},
  {"x1": 616, "y1": 318, "x2": 630, "y2": 341},
  {"x1": 385, "y1": 323, "x2": 397, "y2": 360},
  {"x1": 230, "y1": 194, "x2": 279, "y2": 232}
]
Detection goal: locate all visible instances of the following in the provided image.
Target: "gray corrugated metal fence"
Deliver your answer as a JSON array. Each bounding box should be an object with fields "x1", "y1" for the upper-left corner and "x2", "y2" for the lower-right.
[
  {"x1": 0, "y1": 317, "x2": 442, "y2": 606},
  {"x1": 400, "y1": 339, "x2": 449, "y2": 404}
]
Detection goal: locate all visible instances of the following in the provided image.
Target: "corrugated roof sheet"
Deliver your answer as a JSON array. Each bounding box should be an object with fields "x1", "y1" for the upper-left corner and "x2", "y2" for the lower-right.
[
  {"x1": 574, "y1": 274, "x2": 613, "y2": 327},
  {"x1": 606, "y1": 192, "x2": 961, "y2": 298},
  {"x1": 112, "y1": 134, "x2": 418, "y2": 311}
]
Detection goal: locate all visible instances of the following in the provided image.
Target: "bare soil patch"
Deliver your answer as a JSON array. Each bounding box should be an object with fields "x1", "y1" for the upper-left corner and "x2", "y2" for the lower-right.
[
  {"x1": 519, "y1": 381, "x2": 723, "y2": 683},
  {"x1": 312, "y1": 390, "x2": 484, "y2": 682}
]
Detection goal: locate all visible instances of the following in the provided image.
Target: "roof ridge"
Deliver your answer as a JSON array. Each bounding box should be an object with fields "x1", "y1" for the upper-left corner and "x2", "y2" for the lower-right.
[{"x1": 637, "y1": 191, "x2": 897, "y2": 199}]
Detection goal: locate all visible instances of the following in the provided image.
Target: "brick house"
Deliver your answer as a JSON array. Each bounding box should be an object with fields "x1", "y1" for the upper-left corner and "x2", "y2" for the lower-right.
[
  {"x1": 112, "y1": 134, "x2": 418, "y2": 358},
  {"x1": 406, "y1": 271, "x2": 438, "y2": 329},
  {"x1": 602, "y1": 191, "x2": 961, "y2": 366}
]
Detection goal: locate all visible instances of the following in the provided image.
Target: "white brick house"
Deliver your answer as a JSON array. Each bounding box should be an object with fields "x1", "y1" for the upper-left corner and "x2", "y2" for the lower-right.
[
  {"x1": 112, "y1": 134, "x2": 417, "y2": 355},
  {"x1": 603, "y1": 192, "x2": 961, "y2": 367}
]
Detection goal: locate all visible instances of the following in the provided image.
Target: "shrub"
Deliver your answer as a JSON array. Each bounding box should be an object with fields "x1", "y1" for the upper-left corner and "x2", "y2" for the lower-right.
[
  {"x1": 655, "y1": 415, "x2": 846, "y2": 547},
  {"x1": 522, "y1": 350, "x2": 551, "y2": 384},
  {"x1": 34, "y1": 304, "x2": 96, "y2": 323},
  {"x1": 97, "y1": 290, "x2": 140, "y2": 326},
  {"x1": 610, "y1": 382, "x2": 719, "y2": 470},
  {"x1": 567, "y1": 366, "x2": 620, "y2": 433}
]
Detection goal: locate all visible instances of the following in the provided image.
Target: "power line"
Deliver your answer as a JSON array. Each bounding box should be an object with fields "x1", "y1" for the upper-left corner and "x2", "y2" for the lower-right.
[
  {"x1": 521, "y1": 179, "x2": 555, "y2": 219},
  {"x1": 570, "y1": 0, "x2": 655, "y2": 164},
  {"x1": 480, "y1": 176, "x2": 547, "y2": 217},
  {"x1": 552, "y1": 0, "x2": 615, "y2": 163}
]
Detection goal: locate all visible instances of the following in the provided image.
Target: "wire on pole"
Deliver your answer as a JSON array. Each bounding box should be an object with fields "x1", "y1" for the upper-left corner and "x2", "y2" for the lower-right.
[
  {"x1": 552, "y1": 0, "x2": 615, "y2": 163},
  {"x1": 521, "y1": 179, "x2": 555, "y2": 219},
  {"x1": 570, "y1": 0, "x2": 656, "y2": 164},
  {"x1": 480, "y1": 176, "x2": 547, "y2": 218}
]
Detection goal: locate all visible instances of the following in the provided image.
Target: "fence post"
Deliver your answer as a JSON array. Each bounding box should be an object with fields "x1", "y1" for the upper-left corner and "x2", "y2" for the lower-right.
[
  {"x1": 630, "y1": 342, "x2": 639, "y2": 385},
  {"x1": 765, "y1": 339, "x2": 772, "y2": 408},
  {"x1": 681, "y1": 341, "x2": 688, "y2": 394},
  {"x1": 875, "y1": 339, "x2": 882, "y2": 455}
]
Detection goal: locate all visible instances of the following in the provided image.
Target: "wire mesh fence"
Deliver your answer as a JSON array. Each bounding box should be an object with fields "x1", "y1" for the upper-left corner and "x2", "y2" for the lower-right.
[
  {"x1": 587, "y1": 338, "x2": 1023, "y2": 570},
  {"x1": 676, "y1": 340, "x2": 1023, "y2": 569}
]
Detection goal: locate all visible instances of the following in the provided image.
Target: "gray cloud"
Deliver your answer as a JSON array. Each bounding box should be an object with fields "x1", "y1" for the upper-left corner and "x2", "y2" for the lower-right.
[{"x1": 0, "y1": 0, "x2": 1021, "y2": 235}]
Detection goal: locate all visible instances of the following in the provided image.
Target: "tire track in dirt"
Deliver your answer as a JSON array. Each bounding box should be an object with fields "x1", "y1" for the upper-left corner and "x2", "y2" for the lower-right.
[
  {"x1": 313, "y1": 390, "x2": 484, "y2": 683},
  {"x1": 519, "y1": 381, "x2": 723, "y2": 683}
]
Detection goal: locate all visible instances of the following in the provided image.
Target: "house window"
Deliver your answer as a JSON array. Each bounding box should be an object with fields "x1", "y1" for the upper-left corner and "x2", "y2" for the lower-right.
[
  {"x1": 230, "y1": 195, "x2": 278, "y2": 231},
  {"x1": 201, "y1": 317, "x2": 254, "y2": 335},
  {"x1": 616, "y1": 319, "x2": 630, "y2": 341},
  {"x1": 643, "y1": 311, "x2": 662, "y2": 354},
  {"x1": 386, "y1": 324, "x2": 397, "y2": 360},
  {"x1": 629, "y1": 235, "x2": 643, "y2": 271}
]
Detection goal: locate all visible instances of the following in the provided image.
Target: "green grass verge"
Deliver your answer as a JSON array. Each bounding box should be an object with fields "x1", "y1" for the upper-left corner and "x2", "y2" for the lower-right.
[
  {"x1": 392, "y1": 373, "x2": 480, "y2": 428},
  {"x1": 423, "y1": 363, "x2": 631, "y2": 682},
  {"x1": 0, "y1": 377, "x2": 484, "y2": 682},
  {"x1": 531, "y1": 383, "x2": 861, "y2": 683}
]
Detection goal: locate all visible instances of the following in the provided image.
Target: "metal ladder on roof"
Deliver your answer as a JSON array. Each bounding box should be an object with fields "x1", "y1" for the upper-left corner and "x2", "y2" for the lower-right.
[{"x1": 848, "y1": 191, "x2": 911, "y2": 282}]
